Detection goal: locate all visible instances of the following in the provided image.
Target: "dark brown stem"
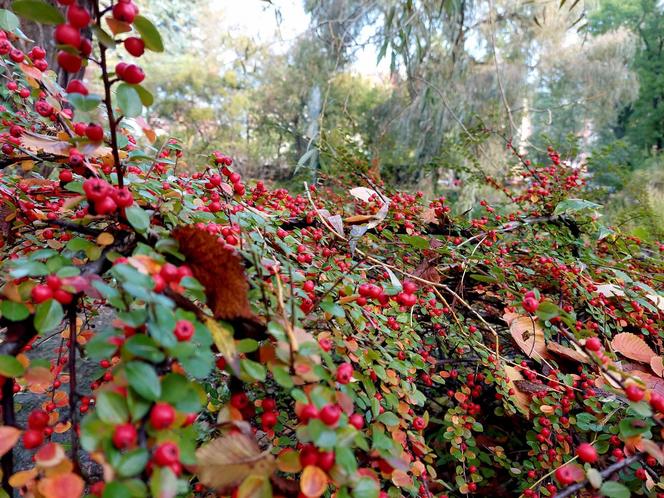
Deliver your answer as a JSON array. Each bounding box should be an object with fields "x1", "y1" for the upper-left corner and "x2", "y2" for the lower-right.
[
  {"x1": 68, "y1": 300, "x2": 80, "y2": 471},
  {"x1": 93, "y1": 0, "x2": 124, "y2": 188},
  {"x1": 1, "y1": 378, "x2": 16, "y2": 496}
]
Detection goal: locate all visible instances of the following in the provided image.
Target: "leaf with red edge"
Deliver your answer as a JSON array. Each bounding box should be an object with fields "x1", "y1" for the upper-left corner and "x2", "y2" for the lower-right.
[
  {"x1": 37, "y1": 472, "x2": 84, "y2": 498},
  {"x1": 0, "y1": 426, "x2": 21, "y2": 458},
  {"x1": 299, "y1": 465, "x2": 327, "y2": 498},
  {"x1": 611, "y1": 333, "x2": 656, "y2": 363},
  {"x1": 35, "y1": 442, "x2": 66, "y2": 468}
]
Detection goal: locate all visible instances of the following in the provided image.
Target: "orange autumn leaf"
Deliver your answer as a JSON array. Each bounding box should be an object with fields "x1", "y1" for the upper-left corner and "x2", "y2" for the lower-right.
[
  {"x1": 503, "y1": 365, "x2": 531, "y2": 416},
  {"x1": 9, "y1": 468, "x2": 38, "y2": 488},
  {"x1": 650, "y1": 356, "x2": 664, "y2": 378},
  {"x1": 0, "y1": 426, "x2": 21, "y2": 457},
  {"x1": 503, "y1": 313, "x2": 548, "y2": 360},
  {"x1": 299, "y1": 465, "x2": 328, "y2": 498},
  {"x1": 23, "y1": 366, "x2": 54, "y2": 394},
  {"x1": 35, "y1": 443, "x2": 66, "y2": 468},
  {"x1": 37, "y1": 472, "x2": 84, "y2": 498},
  {"x1": 611, "y1": 333, "x2": 656, "y2": 364}
]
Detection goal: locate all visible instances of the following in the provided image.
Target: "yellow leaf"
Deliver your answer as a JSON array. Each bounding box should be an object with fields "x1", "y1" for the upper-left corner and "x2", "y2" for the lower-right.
[
  {"x1": 299, "y1": 465, "x2": 327, "y2": 498},
  {"x1": 205, "y1": 318, "x2": 239, "y2": 375},
  {"x1": 276, "y1": 449, "x2": 302, "y2": 473},
  {"x1": 96, "y1": 232, "x2": 115, "y2": 246},
  {"x1": 195, "y1": 432, "x2": 275, "y2": 492},
  {"x1": 237, "y1": 475, "x2": 272, "y2": 498}
]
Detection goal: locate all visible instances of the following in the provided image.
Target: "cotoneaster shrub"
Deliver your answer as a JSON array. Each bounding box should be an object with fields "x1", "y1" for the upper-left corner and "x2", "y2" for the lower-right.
[{"x1": 0, "y1": 2, "x2": 662, "y2": 498}]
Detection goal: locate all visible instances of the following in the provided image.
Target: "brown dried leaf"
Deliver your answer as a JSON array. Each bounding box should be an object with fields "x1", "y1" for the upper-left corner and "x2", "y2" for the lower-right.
[
  {"x1": 172, "y1": 226, "x2": 262, "y2": 327},
  {"x1": 547, "y1": 341, "x2": 591, "y2": 364},
  {"x1": 503, "y1": 313, "x2": 548, "y2": 360},
  {"x1": 651, "y1": 356, "x2": 664, "y2": 378},
  {"x1": 629, "y1": 371, "x2": 664, "y2": 396},
  {"x1": 195, "y1": 432, "x2": 275, "y2": 492},
  {"x1": 513, "y1": 380, "x2": 552, "y2": 394},
  {"x1": 21, "y1": 132, "x2": 71, "y2": 156},
  {"x1": 611, "y1": 333, "x2": 656, "y2": 364},
  {"x1": 344, "y1": 214, "x2": 376, "y2": 224}
]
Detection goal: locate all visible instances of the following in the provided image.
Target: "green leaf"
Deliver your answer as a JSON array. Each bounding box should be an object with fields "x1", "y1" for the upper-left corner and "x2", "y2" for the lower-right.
[
  {"x1": 599, "y1": 482, "x2": 630, "y2": 498},
  {"x1": 0, "y1": 354, "x2": 25, "y2": 377},
  {"x1": 0, "y1": 9, "x2": 20, "y2": 31},
  {"x1": 123, "y1": 335, "x2": 165, "y2": 363},
  {"x1": 116, "y1": 448, "x2": 149, "y2": 477},
  {"x1": 68, "y1": 93, "x2": 102, "y2": 112},
  {"x1": 179, "y1": 349, "x2": 214, "y2": 379},
  {"x1": 352, "y1": 477, "x2": 380, "y2": 498},
  {"x1": 125, "y1": 361, "x2": 161, "y2": 401},
  {"x1": 400, "y1": 234, "x2": 429, "y2": 249},
  {"x1": 1, "y1": 300, "x2": 29, "y2": 321},
  {"x1": 321, "y1": 300, "x2": 345, "y2": 318},
  {"x1": 133, "y1": 15, "x2": 164, "y2": 52},
  {"x1": 132, "y1": 84, "x2": 154, "y2": 106},
  {"x1": 377, "y1": 411, "x2": 399, "y2": 426},
  {"x1": 102, "y1": 481, "x2": 131, "y2": 498},
  {"x1": 160, "y1": 373, "x2": 204, "y2": 412},
  {"x1": 10, "y1": 260, "x2": 49, "y2": 278},
  {"x1": 96, "y1": 391, "x2": 129, "y2": 424},
  {"x1": 241, "y1": 358, "x2": 266, "y2": 382},
  {"x1": 34, "y1": 299, "x2": 64, "y2": 334},
  {"x1": 11, "y1": 0, "x2": 65, "y2": 24},
  {"x1": 335, "y1": 446, "x2": 358, "y2": 474},
  {"x1": 116, "y1": 83, "x2": 142, "y2": 118},
  {"x1": 125, "y1": 205, "x2": 150, "y2": 234},
  {"x1": 92, "y1": 25, "x2": 115, "y2": 47},
  {"x1": 536, "y1": 301, "x2": 561, "y2": 321},
  {"x1": 236, "y1": 338, "x2": 259, "y2": 353},
  {"x1": 553, "y1": 198, "x2": 601, "y2": 216}
]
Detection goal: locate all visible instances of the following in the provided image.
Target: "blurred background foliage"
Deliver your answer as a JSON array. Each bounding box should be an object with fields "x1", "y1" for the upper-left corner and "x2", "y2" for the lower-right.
[{"x1": 123, "y1": 0, "x2": 662, "y2": 238}]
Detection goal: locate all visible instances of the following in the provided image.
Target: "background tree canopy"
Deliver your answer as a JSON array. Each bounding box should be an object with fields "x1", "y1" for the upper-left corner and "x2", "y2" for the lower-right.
[{"x1": 133, "y1": 0, "x2": 663, "y2": 237}]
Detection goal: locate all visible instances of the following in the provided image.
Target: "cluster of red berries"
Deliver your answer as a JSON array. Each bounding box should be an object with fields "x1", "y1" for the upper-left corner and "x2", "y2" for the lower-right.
[
  {"x1": 22, "y1": 409, "x2": 50, "y2": 449},
  {"x1": 260, "y1": 398, "x2": 279, "y2": 432},
  {"x1": 335, "y1": 362, "x2": 353, "y2": 384},
  {"x1": 395, "y1": 280, "x2": 418, "y2": 307},
  {"x1": 152, "y1": 262, "x2": 193, "y2": 293},
  {"x1": 31, "y1": 275, "x2": 73, "y2": 305},
  {"x1": 0, "y1": 31, "x2": 48, "y2": 71},
  {"x1": 83, "y1": 178, "x2": 133, "y2": 215},
  {"x1": 357, "y1": 282, "x2": 388, "y2": 306},
  {"x1": 299, "y1": 443, "x2": 335, "y2": 472},
  {"x1": 53, "y1": 2, "x2": 92, "y2": 73}
]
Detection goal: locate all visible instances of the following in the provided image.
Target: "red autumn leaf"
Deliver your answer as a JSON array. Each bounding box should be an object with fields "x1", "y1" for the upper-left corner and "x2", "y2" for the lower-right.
[
  {"x1": 35, "y1": 442, "x2": 66, "y2": 468},
  {"x1": 611, "y1": 333, "x2": 656, "y2": 363},
  {"x1": 0, "y1": 426, "x2": 21, "y2": 458}
]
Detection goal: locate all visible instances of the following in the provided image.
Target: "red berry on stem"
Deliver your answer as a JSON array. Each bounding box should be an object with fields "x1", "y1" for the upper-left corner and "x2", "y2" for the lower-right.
[
  {"x1": 150, "y1": 402, "x2": 175, "y2": 429},
  {"x1": 174, "y1": 320, "x2": 194, "y2": 341},
  {"x1": 625, "y1": 384, "x2": 644, "y2": 402},
  {"x1": 54, "y1": 24, "x2": 81, "y2": 47},
  {"x1": 31, "y1": 284, "x2": 53, "y2": 303},
  {"x1": 124, "y1": 37, "x2": 145, "y2": 57},
  {"x1": 23, "y1": 429, "x2": 44, "y2": 449},
  {"x1": 27, "y1": 409, "x2": 49, "y2": 430},
  {"x1": 112, "y1": 423, "x2": 137, "y2": 449},
  {"x1": 67, "y1": 5, "x2": 91, "y2": 28},
  {"x1": 57, "y1": 51, "x2": 82, "y2": 73},
  {"x1": 153, "y1": 442, "x2": 180, "y2": 466},
  {"x1": 585, "y1": 337, "x2": 601, "y2": 352},
  {"x1": 319, "y1": 404, "x2": 341, "y2": 426},
  {"x1": 576, "y1": 443, "x2": 598, "y2": 463}
]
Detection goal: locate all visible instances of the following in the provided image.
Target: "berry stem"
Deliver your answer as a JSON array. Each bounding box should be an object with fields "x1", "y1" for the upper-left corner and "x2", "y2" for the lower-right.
[
  {"x1": 68, "y1": 299, "x2": 80, "y2": 472},
  {"x1": 1, "y1": 378, "x2": 16, "y2": 495},
  {"x1": 93, "y1": 0, "x2": 124, "y2": 188}
]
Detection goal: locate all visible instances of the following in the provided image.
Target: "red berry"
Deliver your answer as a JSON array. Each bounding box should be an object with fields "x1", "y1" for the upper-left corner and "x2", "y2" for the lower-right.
[
  {"x1": 319, "y1": 404, "x2": 341, "y2": 426},
  {"x1": 585, "y1": 337, "x2": 601, "y2": 352},
  {"x1": 23, "y1": 429, "x2": 44, "y2": 449},
  {"x1": 625, "y1": 384, "x2": 644, "y2": 402},
  {"x1": 554, "y1": 466, "x2": 575, "y2": 485},
  {"x1": 299, "y1": 444, "x2": 318, "y2": 468},
  {"x1": 522, "y1": 296, "x2": 539, "y2": 314},
  {"x1": 173, "y1": 320, "x2": 194, "y2": 341},
  {"x1": 67, "y1": 5, "x2": 91, "y2": 28},
  {"x1": 85, "y1": 123, "x2": 104, "y2": 142},
  {"x1": 31, "y1": 284, "x2": 53, "y2": 304},
  {"x1": 349, "y1": 413, "x2": 364, "y2": 430},
  {"x1": 261, "y1": 411, "x2": 278, "y2": 429},
  {"x1": 413, "y1": 416, "x2": 426, "y2": 431},
  {"x1": 112, "y1": 187, "x2": 134, "y2": 208},
  {"x1": 317, "y1": 450, "x2": 335, "y2": 471},
  {"x1": 83, "y1": 178, "x2": 111, "y2": 202},
  {"x1": 299, "y1": 404, "x2": 318, "y2": 422},
  {"x1": 120, "y1": 64, "x2": 144, "y2": 84},
  {"x1": 95, "y1": 196, "x2": 117, "y2": 215},
  {"x1": 150, "y1": 402, "x2": 175, "y2": 429},
  {"x1": 153, "y1": 442, "x2": 180, "y2": 466},
  {"x1": 262, "y1": 398, "x2": 276, "y2": 411},
  {"x1": 336, "y1": 362, "x2": 353, "y2": 384},
  {"x1": 650, "y1": 392, "x2": 664, "y2": 413},
  {"x1": 45, "y1": 275, "x2": 62, "y2": 290},
  {"x1": 124, "y1": 37, "x2": 145, "y2": 57},
  {"x1": 54, "y1": 24, "x2": 81, "y2": 47},
  {"x1": 230, "y1": 392, "x2": 249, "y2": 410},
  {"x1": 66, "y1": 79, "x2": 88, "y2": 95},
  {"x1": 54, "y1": 289, "x2": 73, "y2": 305},
  {"x1": 112, "y1": 1, "x2": 138, "y2": 23},
  {"x1": 576, "y1": 443, "x2": 598, "y2": 463},
  {"x1": 159, "y1": 263, "x2": 180, "y2": 283},
  {"x1": 27, "y1": 409, "x2": 49, "y2": 430},
  {"x1": 59, "y1": 170, "x2": 73, "y2": 182},
  {"x1": 57, "y1": 51, "x2": 82, "y2": 73},
  {"x1": 115, "y1": 62, "x2": 129, "y2": 79},
  {"x1": 112, "y1": 423, "x2": 137, "y2": 449}
]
